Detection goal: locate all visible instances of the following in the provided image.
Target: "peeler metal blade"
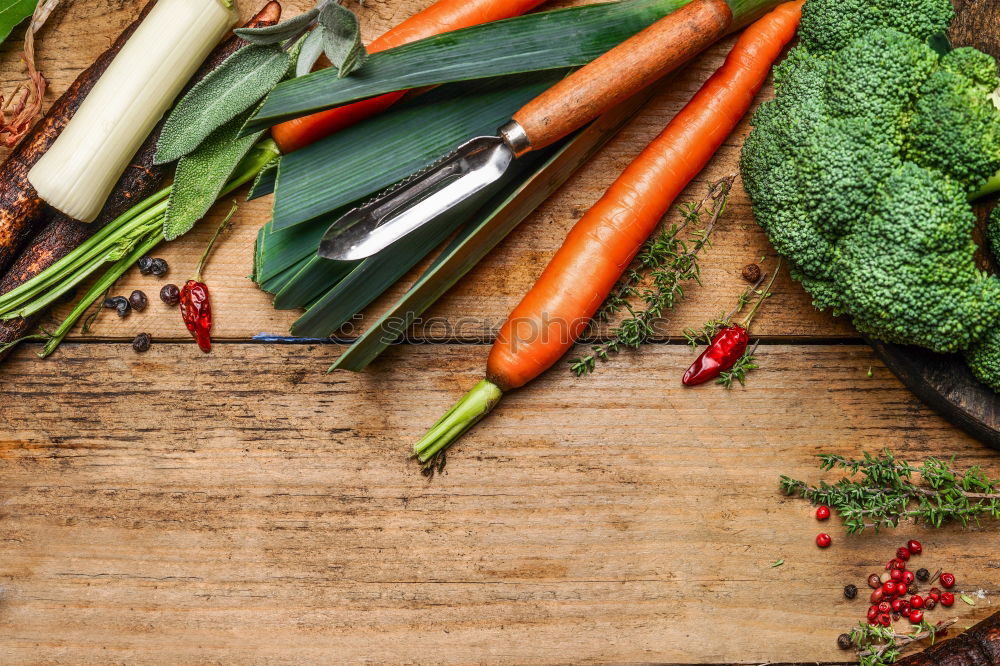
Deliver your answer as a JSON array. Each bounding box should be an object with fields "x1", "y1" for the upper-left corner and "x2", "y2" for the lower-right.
[{"x1": 318, "y1": 135, "x2": 515, "y2": 262}]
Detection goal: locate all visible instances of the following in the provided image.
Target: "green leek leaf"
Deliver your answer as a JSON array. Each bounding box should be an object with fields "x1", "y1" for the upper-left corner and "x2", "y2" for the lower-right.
[
  {"x1": 330, "y1": 89, "x2": 652, "y2": 371},
  {"x1": 286, "y1": 195, "x2": 489, "y2": 338},
  {"x1": 246, "y1": 0, "x2": 688, "y2": 132},
  {"x1": 248, "y1": 156, "x2": 281, "y2": 201},
  {"x1": 271, "y1": 71, "x2": 562, "y2": 229},
  {"x1": 156, "y1": 44, "x2": 290, "y2": 165},
  {"x1": 254, "y1": 217, "x2": 330, "y2": 287}
]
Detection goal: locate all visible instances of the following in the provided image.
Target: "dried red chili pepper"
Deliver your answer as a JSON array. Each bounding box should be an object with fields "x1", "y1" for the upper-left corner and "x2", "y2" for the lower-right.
[
  {"x1": 682, "y1": 258, "x2": 781, "y2": 386},
  {"x1": 682, "y1": 324, "x2": 748, "y2": 385},
  {"x1": 178, "y1": 204, "x2": 236, "y2": 353},
  {"x1": 180, "y1": 280, "x2": 212, "y2": 352}
]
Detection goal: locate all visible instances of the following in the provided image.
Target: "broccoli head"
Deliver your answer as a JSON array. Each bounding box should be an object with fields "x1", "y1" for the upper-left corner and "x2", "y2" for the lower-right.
[
  {"x1": 741, "y1": 0, "x2": 1000, "y2": 384},
  {"x1": 798, "y1": 0, "x2": 953, "y2": 54}
]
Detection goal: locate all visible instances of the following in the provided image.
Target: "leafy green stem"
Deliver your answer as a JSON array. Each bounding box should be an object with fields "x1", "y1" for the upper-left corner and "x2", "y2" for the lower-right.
[
  {"x1": 570, "y1": 174, "x2": 736, "y2": 375},
  {"x1": 781, "y1": 450, "x2": 1000, "y2": 534}
]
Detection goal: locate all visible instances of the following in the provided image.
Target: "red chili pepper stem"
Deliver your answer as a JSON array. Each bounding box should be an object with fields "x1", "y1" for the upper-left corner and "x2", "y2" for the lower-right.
[
  {"x1": 193, "y1": 203, "x2": 238, "y2": 282},
  {"x1": 738, "y1": 257, "x2": 781, "y2": 330},
  {"x1": 722, "y1": 272, "x2": 766, "y2": 326}
]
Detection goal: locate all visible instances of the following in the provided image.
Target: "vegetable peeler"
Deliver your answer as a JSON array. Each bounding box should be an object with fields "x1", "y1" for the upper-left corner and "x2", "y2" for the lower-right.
[{"x1": 318, "y1": 0, "x2": 733, "y2": 261}]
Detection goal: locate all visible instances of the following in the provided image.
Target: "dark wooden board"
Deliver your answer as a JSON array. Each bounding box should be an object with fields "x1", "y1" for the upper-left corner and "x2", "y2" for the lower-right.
[
  {"x1": 868, "y1": 339, "x2": 1000, "y2": 450},
  {"x1": 862, "y1": 0, "x2": 1000, "y2": 451}
]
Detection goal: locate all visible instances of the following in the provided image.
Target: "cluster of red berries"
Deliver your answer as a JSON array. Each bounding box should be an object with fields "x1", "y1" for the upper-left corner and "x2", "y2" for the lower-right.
[{"x1": 856, "y1": 540, "x2": 956, "y2": 627}]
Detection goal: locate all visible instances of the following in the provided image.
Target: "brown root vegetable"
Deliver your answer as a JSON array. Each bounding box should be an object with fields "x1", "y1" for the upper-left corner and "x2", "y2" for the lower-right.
[
  {"x1": 898, "y1": 610, "x2": 1000, "y2": 665},
  {"x1": 0, "y1": 1, "x2": 283, "y2": 358},
  {"x1": 0, "y1": 0, "x2": 159, "y2": 275}
]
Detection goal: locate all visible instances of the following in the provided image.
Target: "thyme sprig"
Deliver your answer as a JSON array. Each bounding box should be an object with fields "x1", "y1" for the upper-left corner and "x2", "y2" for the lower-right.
[
  {"x1": 716, "y1": 341, "x2": 759, "y2": 388},
  {"x1": 570, "y1": 174, "x2": 736, "y2": 376},
  {"x1": 850, "y1": 618, "x2": 956, "y2": 666},
  {"x1": 781, "y1": 450, "x2": 1000, "y2": 534}
]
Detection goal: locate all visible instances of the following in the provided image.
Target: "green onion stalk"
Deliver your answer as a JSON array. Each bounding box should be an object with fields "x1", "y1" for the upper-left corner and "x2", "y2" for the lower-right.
[{"x1": 0, "y1": 139, "x2": 280, "y2": 357}]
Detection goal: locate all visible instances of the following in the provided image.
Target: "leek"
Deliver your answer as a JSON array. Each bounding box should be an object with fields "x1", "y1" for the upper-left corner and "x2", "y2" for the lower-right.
[{"x1": 27, "y1": 0, "x2": 237, "y2": 222}]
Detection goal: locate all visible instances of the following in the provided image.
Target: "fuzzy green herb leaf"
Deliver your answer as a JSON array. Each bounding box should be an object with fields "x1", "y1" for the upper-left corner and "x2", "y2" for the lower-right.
[
  {"x1": 155, "y1": 44, "x2": 290, "y2": 165},
  {"x1": 235, "y1": 7, "x2": 318, "y2": 45},
  {"x1": 163, "y1": 110, "x2": 263, "y2": 240},
  {"x1": 0, "y1": 0, "x2": 35, "y2": 46},
  {"x1": 319, "y1": 2, "x2": 366, "y2": 78},
  {"x1": 296, "y1": 26, "x2": 325, "y2": 77}
]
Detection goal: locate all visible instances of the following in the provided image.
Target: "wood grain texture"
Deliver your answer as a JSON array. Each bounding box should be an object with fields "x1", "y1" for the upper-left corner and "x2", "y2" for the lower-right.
[
  {"x1": 0, "y1": 2, "x2": 999, "y2": 664},
  {"x1": 512, "y1": 0, "x2": 732, "y2": 151},
  {"x1": 0, "y1": 0, "x2": 855, "y2": 343},
  {"x1": 0, "y1": 342, "x2": 998, "y2": 664}
]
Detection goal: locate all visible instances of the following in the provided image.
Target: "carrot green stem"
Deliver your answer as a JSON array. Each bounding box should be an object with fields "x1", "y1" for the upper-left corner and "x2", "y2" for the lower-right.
[{"x1": 413, "y1": 379, "x2": 503, "y2": 463}]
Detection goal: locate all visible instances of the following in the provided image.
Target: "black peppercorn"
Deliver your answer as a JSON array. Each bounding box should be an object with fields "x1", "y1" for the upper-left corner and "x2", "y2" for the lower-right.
[
  {"x1": 149, "y1": 258, "x2": 168, "y2": 277},
  {"x1": 129, "y1": 290, "x2": 148, "y2": 312},
  {"x1": 104, "y1": 296, "x2": 130, "y2": 318},
  {"x1": 132, "y1": 333, "x2": 151, "y2": 353},
  {"x1": 837, "y1": 633, "x2": 852, "y2": 650},
  {"x1": 160, "y1": 284, "x2": 180, "y2": 306},
  {"x1": 916, "y1": 568, "x2": 930, "y2": 582},
  {"x1": 137, "y1": 255, "x2": 154, "y2": 275},
  {"x1": 843, "y1": 584, "x2": 857, "y2": 599},
  {"x1": 741, "y1": 263, "x2": 762, "y2": 283}
]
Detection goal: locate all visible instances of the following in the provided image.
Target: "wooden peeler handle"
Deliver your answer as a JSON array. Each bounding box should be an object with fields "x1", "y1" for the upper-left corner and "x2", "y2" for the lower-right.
[{"x1": 506, "y1": 0, "x2": 733, "y2": 154}]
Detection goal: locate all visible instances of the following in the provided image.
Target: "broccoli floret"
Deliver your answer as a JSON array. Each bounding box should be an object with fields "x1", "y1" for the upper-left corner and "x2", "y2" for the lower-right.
[
  {"x1": 742, "y1": 0, "x2": 1000, "y2": 382},
  {"x1": 988, "y1": 205, "x2": 1000, "y2": 266},
  {"x1": 836, "y1": 164, "x2": 1000, "y2": 352},
  {"x1": 905, "y1": 61, "x2": 1000, "y2": 191},
  {"x1": 965, "y1": 326, "x2": 1000, "y2": 392},
  {"x1": 799, "y1": 0, "x2": 953, "y2": 54},
  {"x1": 824, "y1": 29, "x2": 938, "y2": 135}
]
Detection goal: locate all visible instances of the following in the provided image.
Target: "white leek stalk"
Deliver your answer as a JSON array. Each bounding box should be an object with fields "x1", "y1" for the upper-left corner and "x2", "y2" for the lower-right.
[{"x1": 28, "y1": 0, "x2": 238, "y2": 222}]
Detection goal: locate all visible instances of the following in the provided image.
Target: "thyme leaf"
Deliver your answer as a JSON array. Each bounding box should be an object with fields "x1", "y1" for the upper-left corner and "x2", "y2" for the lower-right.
[
  {"x1": 781, "y1": 450, "x2": 1000, "y2": 534},
  {"x1": 570, "y1": 174, "x2": 736, "y2": 376}
]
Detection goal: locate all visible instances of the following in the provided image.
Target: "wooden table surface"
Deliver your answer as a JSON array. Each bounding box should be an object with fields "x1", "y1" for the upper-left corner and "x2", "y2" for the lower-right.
[{"x1": 1, "y1": 0, "x2": 998, "y2": 663}]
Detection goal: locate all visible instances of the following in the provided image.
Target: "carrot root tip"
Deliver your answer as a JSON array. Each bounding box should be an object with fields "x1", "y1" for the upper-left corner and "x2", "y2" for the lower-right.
[{"x1": 413, "y1": 379, "x2": 503, "y2": 463}]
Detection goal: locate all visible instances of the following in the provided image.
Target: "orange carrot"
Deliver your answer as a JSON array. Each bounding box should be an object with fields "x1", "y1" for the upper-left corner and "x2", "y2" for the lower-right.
[
  {"x1": 271, "y1": 0, "x2": 548, "y2": 154},
  {"x1": 412, "y1": 0, "x2": 806, "y2": 465}
]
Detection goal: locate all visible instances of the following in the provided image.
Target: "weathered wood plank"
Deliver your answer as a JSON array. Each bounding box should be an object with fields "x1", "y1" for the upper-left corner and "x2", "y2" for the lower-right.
[
  {"x1": 0, "y1": 343, "x2": 997, "y2": 663},
  {"x1": 0, "y1": 0, "x2": 854, "y2": 342}
]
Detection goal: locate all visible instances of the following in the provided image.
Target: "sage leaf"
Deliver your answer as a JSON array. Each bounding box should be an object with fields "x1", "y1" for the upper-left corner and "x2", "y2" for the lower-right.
[
  {"x1": 0, "y1": 0, "x2": 35, "y2": 45},
  {"x1": 235, "y1": 7, "x2": 318, "y2": 45},
  {"x1": 155, "y1": 44, "x2": 289, "y2": 165},
  {"x1": 319, "y1": 2, "x2": 366, "y2": 78},
  {"x1": 163, "y1": 110, "x2": 264, "y2": 240},
  {"x1": 296, "y1": 26, "x2": 325, "y2": 78}
]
